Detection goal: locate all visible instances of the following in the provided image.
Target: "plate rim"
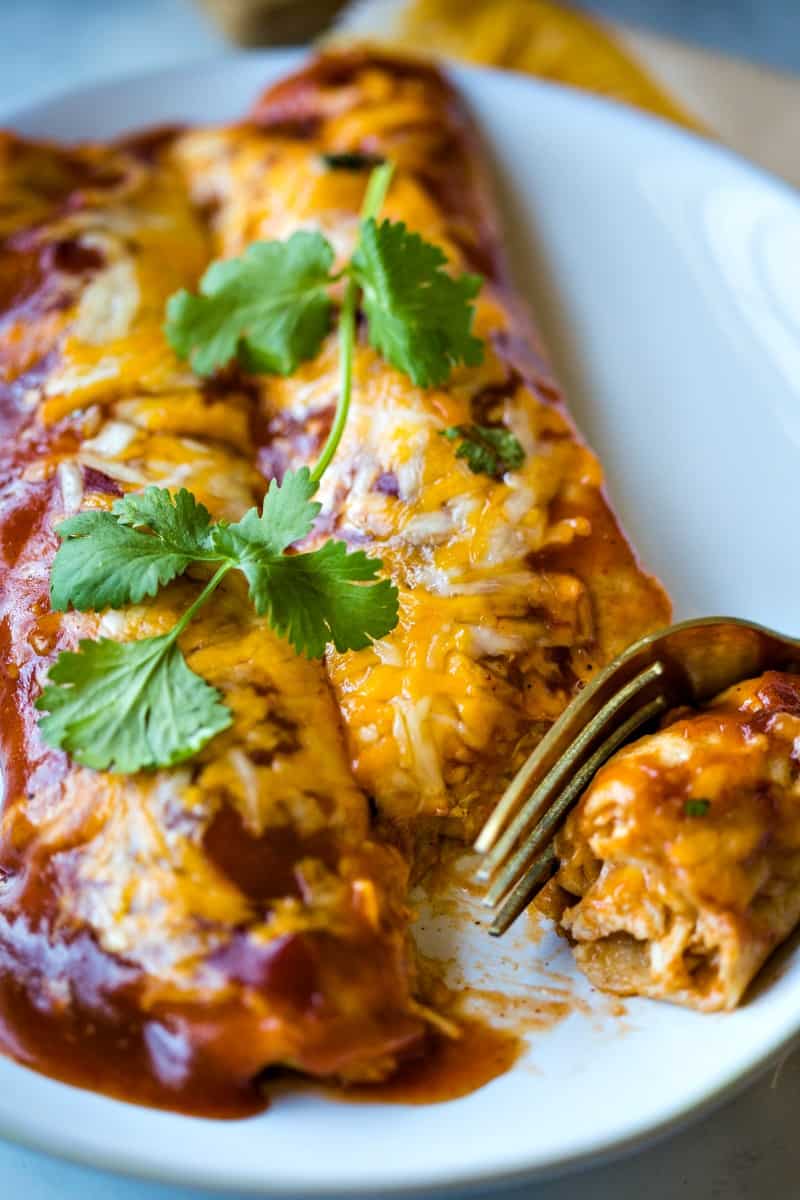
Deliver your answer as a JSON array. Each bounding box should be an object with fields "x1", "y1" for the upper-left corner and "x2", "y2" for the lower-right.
[
  {"x1": 0, "y1": 1035, "x2": 793, "y2": 1197},
  {"x1": 2, "y1": 47, "x2": 800, "y2": 1197}
]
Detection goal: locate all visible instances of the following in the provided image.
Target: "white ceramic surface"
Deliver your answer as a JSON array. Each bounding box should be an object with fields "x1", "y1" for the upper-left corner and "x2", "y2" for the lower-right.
[{"x1": 4, "y1": 50, "x2": 800, "y2": 1197}]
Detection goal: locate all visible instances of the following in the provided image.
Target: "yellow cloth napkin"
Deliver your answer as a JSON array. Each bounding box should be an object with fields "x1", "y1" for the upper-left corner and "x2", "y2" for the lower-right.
[{"x1": 397, "y1": 0, "x2": 700, "y2": 128}]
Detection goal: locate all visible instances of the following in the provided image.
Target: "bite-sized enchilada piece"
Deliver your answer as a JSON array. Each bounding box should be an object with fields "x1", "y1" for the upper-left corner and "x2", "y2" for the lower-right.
[
  {"x1": 540, "y1": 672, "x2": 800, "y2": 1012},
  {"x1": 0, "y1": 127, "x2": 426, "y2": 1110},
  {"x1": 174, "y1": 49, "x2": 670, "y2": 839}
]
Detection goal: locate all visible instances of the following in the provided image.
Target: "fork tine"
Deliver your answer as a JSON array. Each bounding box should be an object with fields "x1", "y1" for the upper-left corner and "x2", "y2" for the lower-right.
[
  {"x1": 489, "y1": 846, "x2": 558, "y2": 936},
  {"x1": 484, "y1": 692, "x2": 667, "y2": 907},
  {"x1": 476, "y1": 662, "x2": 665, "y2": 882},
  {"x1": 485, "y1": 693, "x2": 668, "y2": 931}
]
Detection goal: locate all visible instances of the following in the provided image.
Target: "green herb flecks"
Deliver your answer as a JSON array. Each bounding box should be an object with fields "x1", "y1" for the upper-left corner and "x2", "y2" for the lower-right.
[
  {"x1": 685, "y1": 798, "x2": 711, "y2": 818},
  {"x1": 440, "y1": 423, "x2": 524, "y2": 477}
]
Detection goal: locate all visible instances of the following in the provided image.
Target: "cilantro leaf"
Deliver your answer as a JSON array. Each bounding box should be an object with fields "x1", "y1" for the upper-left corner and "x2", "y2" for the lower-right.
[
  {"x1": 213, "y1": 467, "x2": 321, "y2": 561},
  {"x1": 685, "y1": 798, "x2": 711, "y2": 818},
  {"x1": 440, "y1": 423, "x2": 525, "y2": 477},
  {"x1": 209, "y1": 470, "x2": 398, "y2": 657},
  {"x1": 113, "y1": 486, "x2": 214, "y2": 549},
  {"x1": 50, "y1": 487, "x2": 214, "y2": 612},
  {"x1": 247, "y1": 540, "x2": 399, "y2": 658},
  {"x1": 352, "y1": 218, "x2": 483, "y2": 388},
  {"x1": 165, "y1": 231, "x2": 335, "y2": 377},
  {"x1": 36, "y1": 634, "x2": 232, "y2": 772}
]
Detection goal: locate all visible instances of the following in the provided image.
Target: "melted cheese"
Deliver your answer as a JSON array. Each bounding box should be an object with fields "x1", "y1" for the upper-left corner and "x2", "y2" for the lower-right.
[{"x1": 35, "y1": 161, "x2": 208, "y2": 423}]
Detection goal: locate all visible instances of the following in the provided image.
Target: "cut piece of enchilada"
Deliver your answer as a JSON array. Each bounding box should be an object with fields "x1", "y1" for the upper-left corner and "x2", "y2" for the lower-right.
[
  {"x1": 540, "y1": 672, "x2": 800, "y2": 1012},
  {"x1": 0, "y1": 129, "x2": 425, "y2": 1111},
  {"x1": 174, "y1": 49, "x2": 670, "y2": 841}
]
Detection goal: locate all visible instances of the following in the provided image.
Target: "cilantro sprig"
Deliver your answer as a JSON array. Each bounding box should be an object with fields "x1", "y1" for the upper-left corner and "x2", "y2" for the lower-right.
[
  {"x1": 38, "y1": 161, "x2": 487, "y2": 774},
  {"x1": 37, "y1": 470, "x2": 397, "y2": 772},
  {"x1": 48, "y1": 472, "x2": 397, "y2": 657},
  {"x1": 165, "y1": 162, "x2": 483, "y2": 388}
]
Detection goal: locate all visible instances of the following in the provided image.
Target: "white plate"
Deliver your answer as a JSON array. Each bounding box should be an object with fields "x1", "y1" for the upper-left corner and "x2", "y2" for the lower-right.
[{"x1": 4, "y1": 49, "x2": 800, "y2": 1198}]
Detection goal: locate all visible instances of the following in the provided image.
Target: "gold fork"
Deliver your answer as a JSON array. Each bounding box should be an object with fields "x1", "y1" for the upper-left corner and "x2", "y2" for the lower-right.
[{"x1": 474, "y1": 617, "x2": 800, "y2": 936}]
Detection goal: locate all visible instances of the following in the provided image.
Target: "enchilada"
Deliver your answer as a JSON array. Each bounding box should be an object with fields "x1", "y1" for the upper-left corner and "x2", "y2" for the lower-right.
[{"x1": 0, "y1": 49, "x2": 669, "y2": 1107}]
